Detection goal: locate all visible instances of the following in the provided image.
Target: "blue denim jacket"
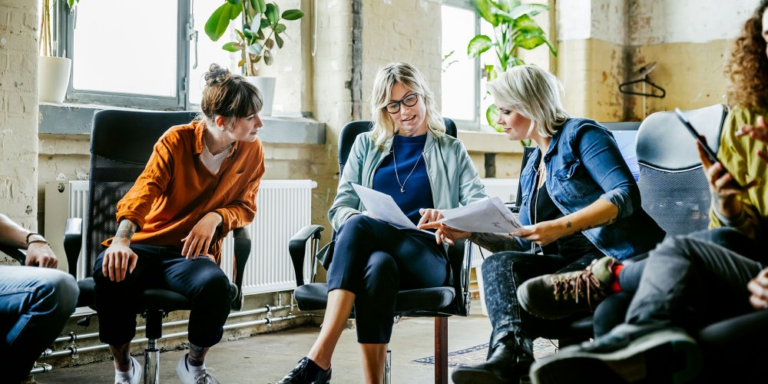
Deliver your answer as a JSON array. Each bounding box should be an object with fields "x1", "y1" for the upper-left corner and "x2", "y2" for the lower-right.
[{"x1": 517, "y1": 118, "x2": 665, "y2": 260}]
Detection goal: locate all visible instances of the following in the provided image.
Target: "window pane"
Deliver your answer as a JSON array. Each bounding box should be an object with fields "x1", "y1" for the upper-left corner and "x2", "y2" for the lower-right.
[
  {"x1": 441, "y1": 6, "x2": 476, "y2": 122},
  {"x1": 72, "y1": 0, "x2": 177, "y2": 97},
  {"x1": 189, "y1": 0, "x2": 240, "y2": 105}
]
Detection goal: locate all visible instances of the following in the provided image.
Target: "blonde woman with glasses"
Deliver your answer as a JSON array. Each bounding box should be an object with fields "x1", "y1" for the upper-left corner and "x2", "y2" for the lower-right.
[{"x1": 277, "y1": 62, "x2": 487, "y2": 384}]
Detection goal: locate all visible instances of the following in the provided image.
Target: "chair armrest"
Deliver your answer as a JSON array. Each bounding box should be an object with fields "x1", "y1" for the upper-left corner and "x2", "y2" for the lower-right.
[
  {"x1": 231, "y1": 227, "x2": 251, "y2": 310},
  {"x1": 0, "y1": 244, "x2": 26, "y2": 265},
  {"x1": 64, "y1": 218, "x2": 83, "y2": 279},
  {"x1": 452, "y1": 239, "x2": 472, "y2": 316},
  {"x1": 288, "y1": 225, "x2": 324, "y2": 287}
]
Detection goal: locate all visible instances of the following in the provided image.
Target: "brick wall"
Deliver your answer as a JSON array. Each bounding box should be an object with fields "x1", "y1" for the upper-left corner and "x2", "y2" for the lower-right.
[{"x1": 0, "y1": 0, "x2": 39, "y2": 234}]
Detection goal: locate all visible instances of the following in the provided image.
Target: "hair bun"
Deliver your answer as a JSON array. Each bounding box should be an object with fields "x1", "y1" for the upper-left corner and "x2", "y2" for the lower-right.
[{"x1": 204, "y1": 64, "x2": 231, "y2": 86}]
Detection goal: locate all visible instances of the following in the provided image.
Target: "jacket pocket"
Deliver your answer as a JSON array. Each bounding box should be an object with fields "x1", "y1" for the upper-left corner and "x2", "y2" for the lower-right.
[{"x1": 553, "y1": 159, "x2": 591, "y2": 199}]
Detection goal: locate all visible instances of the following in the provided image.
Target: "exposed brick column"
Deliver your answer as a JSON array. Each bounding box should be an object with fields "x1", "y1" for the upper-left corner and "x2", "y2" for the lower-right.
[{"x1": 0, "y1": 0, "x2": 39, "y2": 235}]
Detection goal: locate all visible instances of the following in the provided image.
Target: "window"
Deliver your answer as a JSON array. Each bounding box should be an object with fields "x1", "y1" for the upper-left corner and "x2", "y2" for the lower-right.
[
  {"x1": 57, "y1": 0, "x2": 237, "y2": 109},
  {"x1": 441, "y1": 1, "x2": 480, "y2": 130}
]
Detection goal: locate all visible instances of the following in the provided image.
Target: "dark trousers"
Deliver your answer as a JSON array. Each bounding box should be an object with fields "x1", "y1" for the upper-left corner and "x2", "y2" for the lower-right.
[
  {"x1": 482, "y1": 251, "x2": 603, "y2": 342},
  {"x1": 0, "y1": 267, "x2": 78, "y2": 384},
  {"x1": 327, "y1": 215, "x2": 449, "y2": 344},
  {"x1": 93, "y1": 244, "x2": 231, "y2": 348},
  {"x1": 592, "y1": 228, "x2": 765, "y2": 336}
]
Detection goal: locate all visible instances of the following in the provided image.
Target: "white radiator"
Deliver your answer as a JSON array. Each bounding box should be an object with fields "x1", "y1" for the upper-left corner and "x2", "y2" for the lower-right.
[{"x1": 44, "y1": 180, "x2": 316, "y2": 294}]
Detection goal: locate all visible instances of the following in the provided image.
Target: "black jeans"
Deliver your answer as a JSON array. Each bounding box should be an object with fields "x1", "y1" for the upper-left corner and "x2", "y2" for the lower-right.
[
  {"x1": 327, "y1": 215, "x2": 449, "y2": 344},
  {"x1": 625, "y1": 229, "x2": 763, "y2": 330},
  {"x1": 481, "y1": 251, "x2": 603, "y2": 342},
  {"x1": 592, "y1": 228, "x2": 765, "y2": 336},
  {"x1": 93, "y1": 244, "x2": 232, "y2": 348}
]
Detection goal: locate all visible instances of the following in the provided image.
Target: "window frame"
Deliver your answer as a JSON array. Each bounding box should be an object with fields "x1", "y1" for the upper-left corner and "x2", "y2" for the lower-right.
[
  {"x1": 56, "y1": 0, "x2": 193, "y2": 110},
  {"x1": 442, "y1": 0, "x2": 482, "y2": 131}
]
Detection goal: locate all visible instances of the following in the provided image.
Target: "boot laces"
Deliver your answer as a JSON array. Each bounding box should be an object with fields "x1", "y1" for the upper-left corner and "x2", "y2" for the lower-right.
[{"x1": 551, "y1": 258, "x2": 612, "y2": 308}]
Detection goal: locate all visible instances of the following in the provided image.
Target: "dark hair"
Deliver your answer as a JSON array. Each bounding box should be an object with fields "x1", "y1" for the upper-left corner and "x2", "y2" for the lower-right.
[
  {"x1": 200, "y1": 64, "x2": 263, "y2": 120},
  {"x1": 725, "y1": 0, "x2": 768, "y2": 109}
]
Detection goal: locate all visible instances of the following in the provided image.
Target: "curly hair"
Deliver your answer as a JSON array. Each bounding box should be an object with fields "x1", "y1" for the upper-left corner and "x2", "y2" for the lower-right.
[{"x1": 726, "y1": 0, "x2": 768, "y2": 110}]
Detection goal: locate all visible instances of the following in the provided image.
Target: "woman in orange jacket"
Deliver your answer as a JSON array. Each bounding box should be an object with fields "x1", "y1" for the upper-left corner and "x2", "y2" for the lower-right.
[{"x1": 93, "y1": 64, "x2": 266, "y2": 384}]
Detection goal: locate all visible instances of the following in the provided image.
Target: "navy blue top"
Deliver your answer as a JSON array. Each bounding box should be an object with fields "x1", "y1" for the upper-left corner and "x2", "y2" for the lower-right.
[{"x1": 373, "y1": 134, "x2": 434, "y2": 225}]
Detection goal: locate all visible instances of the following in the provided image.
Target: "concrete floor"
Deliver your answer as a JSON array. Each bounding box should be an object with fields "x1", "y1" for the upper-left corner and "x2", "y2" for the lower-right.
[{"x1": 36, "y1": 311, "x2": 494, "y2": 384}]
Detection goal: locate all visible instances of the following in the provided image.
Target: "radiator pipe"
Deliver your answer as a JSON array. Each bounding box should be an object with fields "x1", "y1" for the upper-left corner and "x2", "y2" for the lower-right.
[
  {"x1": 42, "y1": 314, "x2": 315, "y2": 359},
  {"x1": 29, "y1": 363, "x2": 53, "y2": 374},
  {"x1": 54, "y1": 304, "x2": 292, "y2": 344}
]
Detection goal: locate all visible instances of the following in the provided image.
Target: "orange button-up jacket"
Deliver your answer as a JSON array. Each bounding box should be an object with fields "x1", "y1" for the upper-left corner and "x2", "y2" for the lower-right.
[{"x1": 102, "y1": 120, "x2": 265, "y2": 264}]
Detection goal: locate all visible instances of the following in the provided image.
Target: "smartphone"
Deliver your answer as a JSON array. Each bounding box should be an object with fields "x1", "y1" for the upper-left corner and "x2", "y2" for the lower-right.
[{"x1": 674, "y1": 108, "x2": 742, "y2": 188}]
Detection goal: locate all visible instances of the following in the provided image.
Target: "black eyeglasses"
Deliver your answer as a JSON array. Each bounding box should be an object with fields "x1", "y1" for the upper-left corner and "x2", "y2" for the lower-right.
[{"x1": 385, "y1": 93, "x2": 420, "y2": 114}]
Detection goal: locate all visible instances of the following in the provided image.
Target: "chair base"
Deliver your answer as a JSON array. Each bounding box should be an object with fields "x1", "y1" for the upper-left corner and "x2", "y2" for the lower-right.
[
  {"x1": 384, "y1": 349, "x2": 392, "y2": 384},
  {"x1": 145, "y1": 339, "x2": 160, "y2": 384}
]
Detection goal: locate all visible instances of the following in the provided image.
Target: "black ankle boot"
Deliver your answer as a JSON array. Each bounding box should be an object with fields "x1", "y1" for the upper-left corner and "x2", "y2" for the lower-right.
[
  {"x1": 452, "y1": 333, "x2": 533, "y2": 384},
  {"x1": 277, "y1": 357, "x2": 332, "y2": 384}
]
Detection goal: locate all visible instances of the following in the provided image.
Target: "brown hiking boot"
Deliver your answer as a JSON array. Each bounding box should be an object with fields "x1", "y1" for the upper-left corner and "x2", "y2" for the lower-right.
[{"x1": 516, "y1": 256, "x2": 618, "y2": 320}]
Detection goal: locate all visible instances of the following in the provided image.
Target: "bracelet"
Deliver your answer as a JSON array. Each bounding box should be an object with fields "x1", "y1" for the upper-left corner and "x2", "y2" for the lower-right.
[
  {"x1": 27, "y1": 239, "x2": 50, "y2": 247},
  {"x1": 25, "y1": 232, "x2": 44, "y2": 247}
]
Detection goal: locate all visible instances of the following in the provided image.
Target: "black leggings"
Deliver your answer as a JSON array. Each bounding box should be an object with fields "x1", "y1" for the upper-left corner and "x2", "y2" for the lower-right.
[{"x1": 326, "y1": 215, "x2": 449, "y2": 344}]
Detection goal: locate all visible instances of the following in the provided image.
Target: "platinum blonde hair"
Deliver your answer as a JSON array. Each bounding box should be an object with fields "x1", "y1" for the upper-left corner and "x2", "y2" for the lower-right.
[
  {"x1": 487, "y1": 65, "x2": 569, "y2": 137},
  {"x1": 369, "y1": 62, "x2": 445, "y2": 150}
]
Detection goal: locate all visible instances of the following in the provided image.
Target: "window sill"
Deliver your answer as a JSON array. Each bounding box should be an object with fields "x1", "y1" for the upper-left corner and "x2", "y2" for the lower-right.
[{"x1": 38, "y1": 103, "x2": 326, "y2": 145}]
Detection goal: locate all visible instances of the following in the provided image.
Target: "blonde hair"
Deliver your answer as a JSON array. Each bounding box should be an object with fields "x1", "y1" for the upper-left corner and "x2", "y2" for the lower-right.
[
  {"x1": 369, "y1": 62, "x2": 445, "y2": 150},
  {"x1": 487, "y1": 65, "x2": 569, "y2": 137}
]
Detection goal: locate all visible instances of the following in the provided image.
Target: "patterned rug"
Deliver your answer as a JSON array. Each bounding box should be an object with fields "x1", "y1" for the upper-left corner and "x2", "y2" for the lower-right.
[{"x1": 412, "y1": 338, "x2": 559, "y2": 367}]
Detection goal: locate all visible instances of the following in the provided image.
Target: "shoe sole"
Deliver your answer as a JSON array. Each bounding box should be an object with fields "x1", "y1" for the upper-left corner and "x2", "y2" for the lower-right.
[
  {"x1": 451, "y1": 367, "x2": 511, "y2": 384},
  {"x1": 530, "y1": 329, "x2": 702, "y2": 384}
]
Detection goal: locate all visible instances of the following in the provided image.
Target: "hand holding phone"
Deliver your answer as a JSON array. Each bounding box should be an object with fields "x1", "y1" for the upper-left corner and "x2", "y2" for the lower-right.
[{"x1": 674, "y1": 108, "x2": 743, "y2": 189}]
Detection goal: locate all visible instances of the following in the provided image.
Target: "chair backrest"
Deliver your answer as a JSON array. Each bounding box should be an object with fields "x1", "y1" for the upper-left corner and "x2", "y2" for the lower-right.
[
  {"x1": 636, "y1": 104, "x2": 728, "y2": 236},
  {"x1": 337, "y1": 118, "x2": 458, "y2": 172},
  {"x1": 85, "y1": 110, "x2": 198, "y2": 276}
]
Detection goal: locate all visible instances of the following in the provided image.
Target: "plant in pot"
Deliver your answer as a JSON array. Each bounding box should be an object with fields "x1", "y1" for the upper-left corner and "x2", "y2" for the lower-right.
[
  {"x1": 39, "y1": 0, "x2": 79, "y2": 103},
  {"x1": 205, "y1": 0, "x2": 304, "y2": 116},
  {"x1": 467, "y1": 0, "x2": 556, "y2": 135}
]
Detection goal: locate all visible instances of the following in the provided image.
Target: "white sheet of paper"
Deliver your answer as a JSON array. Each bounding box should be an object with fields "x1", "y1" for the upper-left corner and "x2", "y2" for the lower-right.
[
  {"x1": 351, "y1": 184, "x2": 432, "y2": 233},
  {"x1": 439, "y1": 197, "x2": 524, "y2": 234}
]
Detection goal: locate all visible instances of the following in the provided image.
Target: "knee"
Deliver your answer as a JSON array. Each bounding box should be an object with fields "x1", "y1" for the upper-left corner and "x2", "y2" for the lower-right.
[
  {"x1": 338, "y1": 214, "x2": 375, "y2": 238},
  {"x1": 361, "y1": 252, "x2": 399, "y2": 293},
  {"x1": 37, "y1": 270, "x2": 79, "y2": 317},
  {"x1": 197, "y1": 268, "x2": 231, "y2": 296}
]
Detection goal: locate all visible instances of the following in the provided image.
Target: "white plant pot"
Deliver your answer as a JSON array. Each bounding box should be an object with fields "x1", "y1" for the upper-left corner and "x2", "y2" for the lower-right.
[
  {"x1": 246, "y1": 76, "x2": 276, "y2": 117},
  {"x1": 38, "y1": 56, "x2": 71, "y2": 103}
]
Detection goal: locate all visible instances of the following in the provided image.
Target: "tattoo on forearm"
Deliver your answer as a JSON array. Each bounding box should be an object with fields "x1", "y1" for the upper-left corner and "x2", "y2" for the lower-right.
[
  {"x1": 188, "y1": 343, "x2": 208, "y2": 366},
  {"x1": 114, "y1": 220, "x2": 136, "y2": 240},
  {"x1": 566, "y1": 221, "x2": 572, "y2": 228},
  {"x1": 469, "y1": 232, "x2": 523, "y2": 253}
]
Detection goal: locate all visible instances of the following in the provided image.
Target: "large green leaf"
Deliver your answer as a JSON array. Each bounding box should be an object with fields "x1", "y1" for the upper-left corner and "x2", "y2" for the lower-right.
[
  {"x1": 474, "y1": 0, "x2": 498, "y2": 27},
  {"x1": 226, "y1": 0, "x2": 242, "y2": 4},
  {"x1": 282, "y1": 9, "x2": 305, "y2": 21},
  {"x1": 260, "y1": 17, "x2": 271, "y2": 29},
  {"x1": 274, "y1": 23, "x2": 287, "y2": 33},
  {"x1": 508, "y1": 3, "x2": 547, "y2": 19},
  {"x1": 467, "y1": 35, "x2": 494, "y2": 58},
  {"x1": 222, "y1": 42, "x2": 244, "y2": 52},
  {"x1": 514, "y1": 34, "x2": 546, "y2": 50},
  {"x1": 514, "y1": 15, "x2": 544, "y2": 36},
  {"x1": 257, "y1": 0, "x2": 266, "y2": 13},
  {"x1": 205, "y1": 3, "x2": 237, "y2": 41},
  {"x1": 275, "y1": 33, "x2": 284, "y2": 48},
  {"x1": 266, "y1": 3, "x2": 279, "y2": 26},
  {"x1": 486, "y1": 104, "x2": 502, "y2": 132}
]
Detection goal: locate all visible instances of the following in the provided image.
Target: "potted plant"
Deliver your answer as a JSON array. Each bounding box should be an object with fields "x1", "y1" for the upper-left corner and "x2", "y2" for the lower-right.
[
  {"x1": 206, "y1": 0, "x2": 304, "y2": 116},
  {"x1": 467, "y1": 0, "x2": 556, "y2": 132},
  {"x1": 39, "y1": 0, "x2": 79, "y2": 103}
]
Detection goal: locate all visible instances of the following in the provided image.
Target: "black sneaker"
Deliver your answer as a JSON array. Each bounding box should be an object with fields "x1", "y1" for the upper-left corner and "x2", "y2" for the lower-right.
[
  {"x1": 529, "y1": 325, "x2": 702, "y2": 384},
  {"x1": 277, "y1": 357, "x2": 332, "y2": 384},
  {"x1": 517, "y1": 256, "x2": 617, "y2": 320}
]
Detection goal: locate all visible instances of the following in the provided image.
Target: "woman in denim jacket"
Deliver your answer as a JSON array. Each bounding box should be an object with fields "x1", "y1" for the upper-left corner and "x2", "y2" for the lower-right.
[
  {"x1": 277, "y1": 62, "x2": 487, "y2": 384},
  {"x1": 424, "y1": 65, "x2": 665, "y2": 384}
]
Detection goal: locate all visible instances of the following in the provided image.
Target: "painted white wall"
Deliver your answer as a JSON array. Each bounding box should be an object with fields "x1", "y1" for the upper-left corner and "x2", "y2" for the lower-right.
[
  {"x1": 558, "y1": 0, "x2": 627, "y2": 45},
  {"x1": 629, "y1": 0, "x2": 759, "y2": 45}
]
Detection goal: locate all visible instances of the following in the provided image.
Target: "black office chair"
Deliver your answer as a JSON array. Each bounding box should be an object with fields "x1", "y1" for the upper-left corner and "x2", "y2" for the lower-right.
[
  {"x1": 64, "y1": 109, "x2": 252, "y2": 384},
  {"x1": 287, "y1": 118, "x2": 473, "y2": 384}
]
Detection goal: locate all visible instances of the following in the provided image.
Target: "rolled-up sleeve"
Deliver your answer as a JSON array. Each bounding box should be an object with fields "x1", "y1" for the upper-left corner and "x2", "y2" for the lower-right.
[{"x1": 577, "y1": 126, "x2": 640, "y2": 220}]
